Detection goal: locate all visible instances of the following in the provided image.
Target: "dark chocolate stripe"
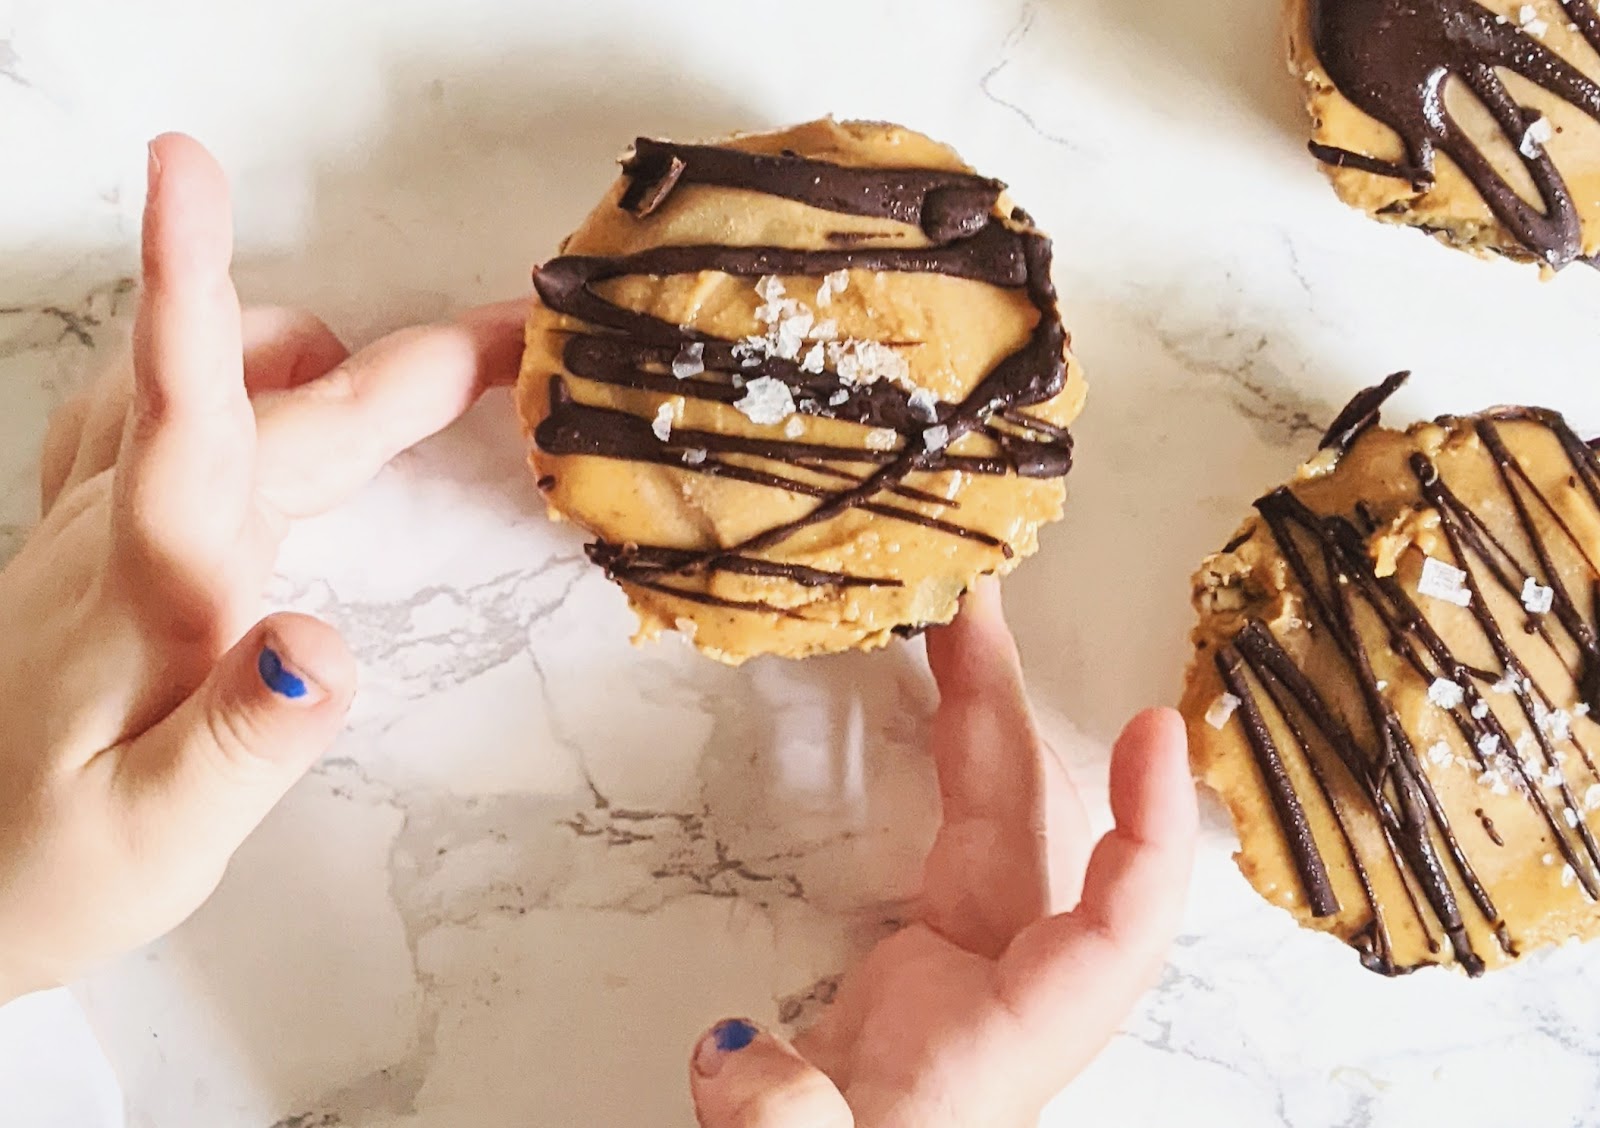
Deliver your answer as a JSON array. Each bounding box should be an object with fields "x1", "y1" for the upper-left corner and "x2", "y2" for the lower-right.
[{"x1": 622, "y1": 137, "x2": 1007, "y2": 242}]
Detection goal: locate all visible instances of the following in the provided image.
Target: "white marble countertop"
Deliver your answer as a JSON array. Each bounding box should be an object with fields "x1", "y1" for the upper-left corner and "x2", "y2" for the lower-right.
[{"x1": 4, "y1": 1, "x2": 1600, "y2": 1125}]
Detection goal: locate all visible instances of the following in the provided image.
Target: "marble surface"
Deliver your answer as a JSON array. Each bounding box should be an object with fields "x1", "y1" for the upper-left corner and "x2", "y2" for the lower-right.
[{"x1": 3, "y1": 0, "x2": 1600, "y2": 1125}]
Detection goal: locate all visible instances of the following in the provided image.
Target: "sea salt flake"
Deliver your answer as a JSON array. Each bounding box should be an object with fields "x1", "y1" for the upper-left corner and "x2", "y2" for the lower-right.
[
  {"x1": 1491, "y1": 671, "x2": 1521, "y2": 695},
  {"x1": 923, "y1": 425, "x2": 951, "y2": 452},
  {"x1": 1585, "y1": 784, "x2": 1600, "y2": 810},
  {"x1": 755, "y1": 275, "x2": 786, "y2": 303},
  {"x1": 1376, "y1": 680, "x2": 1389, "y2": 692},
  {"x1": 1428, "y1": 677, "x2": 1466, "y2": 709},
  {"x1": 1543, "y1": 708, "x2": 1573, "y2": 741},
  {"x1": 1562, "y1": 864, "x2": 1577, "y2": 887},
  {"x1": 1521, "y1": 115, "x2": 1553, "y2": 158},
  {"x1": 1519, "y1": 5, "x2": 1549, "y2": 35},
  {"x1": 865, "y1": 428, "x2": 899, "y2": 452},
  {"x1": 1522, "y1": 577, "x2": 1556, "y2": 614},
  {"x1": 1477, "y1": 733, "x2": 1502, "y2": 758},
  {"x1": 827, "y1": 388, "x2": 850, "y2": 407},
  {"x1": 908, "y1": 388, "x2": 940, "y2": 423},
  {"x1": 1206, "y1": 693, "x2": 1243, "y2": 730},
  {"x1": 815, "y1": 270, "x2": 849, "y2": 307},
  {"x1": 800, "y1": 344, "x2": 826, "y2": 374},
  {"x1": 1471, "y1": 700, "x2": 1490, "y2": 720},
  {"x1": 1418, "y1": 556, "x2": 1472, "y2": 607},
  {"x1": 1428, "y1": 741, "x2": 1455, "y2": 766},
  {"x1": 1544, "y1": 853, "x2": 1557, "y2": 866},
  {"x1": 783, "y1": 416, "x2": 805, "y2": 439},
  {"x1": 672, "y1": 342, "x2": 706, "y2": 379},
  {"x1": 1565, "y1": 807, "x2": 1581, "y2": 828},
  {"x1": 733, "y1": 338, "x2": 767, "y2": 366},
  {"x1": 732, "y1": 377, "x2": 797, "y2": 425},
  {"x1": 810, "y1": 319, "x2": 839, "y2": 342},
  {"x1": 682, "y1": 448, "x2": 708, "y2": 465},
  {"x1": 651, "y1": 403, "x2": 674, "y2": 441}
]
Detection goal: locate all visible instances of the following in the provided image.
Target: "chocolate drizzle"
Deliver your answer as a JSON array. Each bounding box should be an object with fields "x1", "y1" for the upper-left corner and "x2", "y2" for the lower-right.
[
  {"x1": 532, "y1": 137, "x2": 1073, "y2": 610},
  {"x1": 1308, "y1": 0, "x2": 1600, "y2": 267},
  {"x1": 1211, "y1": 377, "x2": 1600, "y2": 975}
]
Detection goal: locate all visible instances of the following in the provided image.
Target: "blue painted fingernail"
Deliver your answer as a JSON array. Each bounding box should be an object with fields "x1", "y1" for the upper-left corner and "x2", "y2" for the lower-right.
[
  {"x1": 713, "y1": 1019, "x2": 759, "y2": 1053},
  {"x1": 258, "y1": 647, "x2": 308, "y2": 699}
]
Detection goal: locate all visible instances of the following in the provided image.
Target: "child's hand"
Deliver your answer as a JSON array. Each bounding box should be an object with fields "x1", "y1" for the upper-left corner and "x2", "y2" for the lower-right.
[
  {"x1": 688, "y1": 580, "x2": 1198, "y2": 1128},
  {"x1": 0, "y1": 134, "x2": 525, "y2": 1002}
]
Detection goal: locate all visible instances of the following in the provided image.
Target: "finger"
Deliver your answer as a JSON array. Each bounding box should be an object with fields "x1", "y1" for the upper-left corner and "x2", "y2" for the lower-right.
[
  {"x1": 919, "y1": 578, "x2": 1089, "y2": 956},
  {"x1": 241, "y1": 307, "x2": 350, "y2": 395},
  {"x1": 253, "y1": 299, "x2": 528, "y2": 519},
  {"x1": 114, "y1": 612, "x2": 355, "y2": 863},
  {"x1": 59, "y1": 364, "x2": 136, "y2": 500},
  {"x1": 115, "y1": 133, "x2": 252, "y2": 587},
  {"x1": 39, "y1": 392, "x2": 93, "y2": 514},
  {"x1": 998, "y1": 708, "x2": 1196, "y2": 1058},
  {"x1": 690, "y1": 1020, "x2": 853, "y2": 1128}
]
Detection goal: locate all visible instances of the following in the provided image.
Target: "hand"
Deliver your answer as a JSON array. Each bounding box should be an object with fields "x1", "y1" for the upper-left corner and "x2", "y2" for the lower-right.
[
  {"x1": 687, "y1": 580, "x2": 1198, "y2": 1127},
  {"x1": 0, "y1": 134, "x2": 526, "y2": 1002}
]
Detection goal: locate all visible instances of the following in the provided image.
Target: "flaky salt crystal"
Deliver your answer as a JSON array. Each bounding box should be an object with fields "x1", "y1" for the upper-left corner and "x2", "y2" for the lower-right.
[
  {"x1": 733, "y1": 377, "x2": 796, "y2": 425},
  {"x1": 1429, "y1": 678, "x2": 1466, "y2": 709},
  {"x1": 672, "y1": 342, "x2": 706, "y2": 379},
  {"x1": 783, "y1": 416, "x2": 805, "y2": 439},
  {"x1": 865, "y1": 428, "x2": 899, "y2": 452},
  {"x1": 1206, "y1": 693, "x2": 1242, "y2": 729},
  {"x1": 1522, "y1": 577, "x2": 1555, "y2": 614},
  {"x1": 800, "y1": 344, "x2": 826, "y2": 374},
  {"x1": 1478, "y1": 733, "x2": 1502, "y2": 758},
  {"x1": 755, "y1": 275, "x2": 786, "y2": 302},
  {"x1": 815, "y1": 270, "x2": 850, "y2": 307},
  {"x1": 1565, "y1": 807, "x2": 1581, "y2": 828},
  {"x1": 651, "y1": 402, "x2": 674, "y2": 441},
  {"x1": 1585, "y1": 784, "x2": 1600, "y2": 810},
  {"x1": 810, "y1": 319, "x2": 839, "y2": 341},
  {"x1": 1562, "y1": 864, "x2": 1577, "y2": 888},
  {"x1": 682, "y1": 449, "x2": 707, "y2": 465},
  {"x1": 828, "y1": 388, "x2": 850, "y2": 407},
  {"x1": 1428, "y1": 741, "x2": 1454, "y2": 766},
  {"x1": 1418, "y1": 556, "x2": 1472, "y2": 607},
  {"x1": 908, "y1": 388, "x2": 939, "y2": 423},
  {"x1": 923, "y1": 425, "x2": 951, "y2": 452},
  {"x1": 1521, "y1": 116, "x2": 1553, "y2": 158},
  {"x1": 1472, "y1": 700, "x2": 1490, "y2": 720}
]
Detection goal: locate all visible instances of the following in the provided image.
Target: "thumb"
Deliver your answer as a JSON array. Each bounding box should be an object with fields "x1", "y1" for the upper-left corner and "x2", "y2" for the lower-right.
[
  {"x1": 690, "y1": 1020, "x2": 854, "y2": 1128},
  {"x1": 121, "y1": 612, "x2": 356, "y2": 859}
]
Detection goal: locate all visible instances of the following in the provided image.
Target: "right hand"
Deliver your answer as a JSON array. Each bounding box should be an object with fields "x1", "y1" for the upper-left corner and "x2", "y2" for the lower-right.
[{"x1": 687, "y1": 580, "x2": 1198, "y2": 1127}]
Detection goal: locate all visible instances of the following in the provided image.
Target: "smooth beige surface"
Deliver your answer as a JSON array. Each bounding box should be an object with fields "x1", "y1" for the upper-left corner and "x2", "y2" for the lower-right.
[
  {"x1": 1181, "y1": 412, "x2": 1600, "y2": 973},
  {"x1": 1288, "y1": 0, "x2": 1600, "y2": 266},
  {"x1": 516, "y1": 119, "x2": 1087, "y2": 663}
]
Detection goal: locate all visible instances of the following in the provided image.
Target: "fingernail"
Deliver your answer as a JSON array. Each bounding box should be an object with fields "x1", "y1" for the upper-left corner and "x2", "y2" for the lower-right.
[
  {"x1": 146, "y1": 141, "x2": 162, "y2": 195},
  {"x1": 692, "y1": 1019, "x2": 760, "y2": 1079},
  {"x1": 258, "y1": 646, "x2": 317, "y2": 701}
]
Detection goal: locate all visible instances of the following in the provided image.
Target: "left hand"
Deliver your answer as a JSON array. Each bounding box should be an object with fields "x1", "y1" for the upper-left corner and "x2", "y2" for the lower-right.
[
  {"x1": 0, "y1": 132, "x2": 527, "y2": 1001},
  {"x1": 686, "y1": 580, "x2": 1198, "y2": 1127}
]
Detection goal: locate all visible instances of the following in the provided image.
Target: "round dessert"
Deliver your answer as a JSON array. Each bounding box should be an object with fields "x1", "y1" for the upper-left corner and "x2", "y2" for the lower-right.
[
  {"x1": 1180, "y1": 373, "x2": 1600, "y2": 976},
  {"x1": 1290, "y1": 0, "x2": 1600, "y2": 270},
  {"x1": 516, "y1": 118, "x2": 1086, "y2": 664}
]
